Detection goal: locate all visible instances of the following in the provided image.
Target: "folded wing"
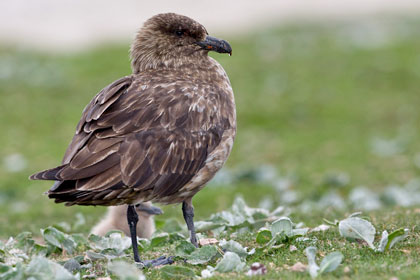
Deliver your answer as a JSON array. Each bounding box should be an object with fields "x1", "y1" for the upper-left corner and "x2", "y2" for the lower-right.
[{"x1": 30, "y1": 74, "x2": 227, "y2": 206}]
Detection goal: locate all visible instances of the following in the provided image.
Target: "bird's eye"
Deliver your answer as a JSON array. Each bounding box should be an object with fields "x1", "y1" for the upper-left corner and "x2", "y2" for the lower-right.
[{"x1": 175, "y1": 30, "x2": 184, "y2": 37}]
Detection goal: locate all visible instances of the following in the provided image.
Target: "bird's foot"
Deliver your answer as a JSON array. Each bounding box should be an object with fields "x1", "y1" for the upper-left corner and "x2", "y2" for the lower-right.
[
  {"x1": 191, "y1": 236, "x2": 198, "y2": 248},
  {"x1": 137, "y1": 256, "x2": 174, "y2": 267}
]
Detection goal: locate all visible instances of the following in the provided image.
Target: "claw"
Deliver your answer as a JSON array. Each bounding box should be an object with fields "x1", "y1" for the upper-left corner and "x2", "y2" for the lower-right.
[{"x1": 141, "y1": 256, "x2": 174, "y2": 267}]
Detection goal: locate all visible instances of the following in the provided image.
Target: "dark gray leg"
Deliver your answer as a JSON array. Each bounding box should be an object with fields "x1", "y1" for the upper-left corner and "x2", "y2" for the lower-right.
[
  {"x1": 182, "y1": 200, "x2": 198, "y2": 247},
  {"x1": 127, "y1": 205, "x2": 141, "y2": 262},
  {"x1": 127, "y1": 205, "x2": 173, "y2": 266}
]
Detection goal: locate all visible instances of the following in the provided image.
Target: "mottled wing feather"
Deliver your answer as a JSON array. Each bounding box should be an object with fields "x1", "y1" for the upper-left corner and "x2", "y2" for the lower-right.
[
  {"x1": 79, "y1": 76, "x2": 133, "y2": 128},
  {"x1": 30, "y1": 164, "x2": 66, "y2": 180},
  {"x1": 117, "y1": 129, "x2": 220, "y2": 198},
  {"x1": 58, "y1": 153, "x2": 120, "y2": 180},
  {"x1": 75, "y1": 164, "x2": 121, "y2": 191},
  {"x1": 70, "y1": 142, "x2": 120, "y2": 170},
  {"x1": 62, "y1": 75, "x2": 133, "y2": 164}
]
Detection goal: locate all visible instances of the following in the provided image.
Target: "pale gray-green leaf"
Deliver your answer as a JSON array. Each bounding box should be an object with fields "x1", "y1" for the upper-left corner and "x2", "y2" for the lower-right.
[
  {"x1": 41, "y1": 227, "x2": 76, "y2": 254},
  {"x1": 86, "y1": 251, "x2": 106, "y2": 260},
  {"x1": 219, "y1": 240, "x2": 248, "y2": 258},
  {"x1": 186, "y1": 245, "x2": 218, "y2": 265},
  {"x1": 338, "y1": 217, "x2": 376, "y2": 249},
  {"x1": 214, "y1": 252, "x2": 245, "y2": 273},
  {"x1": 88, "y1": 232, "x2": 131, "y2": 255},
  {"x1": 71, "y1": 233, "x2": 88, "y2": 247},
  {"x1": 108, "y1": 260, "x2": 145, "y2": 280},
  {"x1": 137, "y1": 238, "x2": 150, "y2": 252},
  {"x1": 63, "y1": 258, "x2": 80, "y2": 273},
  {"x1": 305, "y1": 246, "x2": 319, "y2": 279},
  {"x1": 41, "y1": 227, "x2": 63, "y2": 248},
  {"x1": 175, "y1": 240, "x2": 196, "y2": 258},
  {"x1": 150, "y1": 233, "x2": 169, "y2": 247},
  {"x1": 377, "y1": 230, "x2": 389, "y2": 252},
  {"x1": 15, "y1": 232, "x2": 35, "y2": 254},
  {"x1": 25, "y1": 256, "x2": 78, "y2": 280},
  {"x1": 168, "y1": 232, "x2": 185, "y2": 242},
  {"x1": 271, "y1": 217, "x2": 293, "y2": 236},
  {"x1": 201, "y1": 267, "x2": 214, "y2": 278},
  {"x1": 348, "y1": 212, "x2": 363, "y2": 218},
  {"x1": 292, "y1": 228, "x2": 309, "y2": 236},
  {"x1": 319, "y1": 251, "x2": 343, "y2": 274},
  {"x1": 195, "y1": 221, "x2": 225, "y2": 232},
  {"x1": 160, "y1": 266, "x2": 195, "y2": 279}
]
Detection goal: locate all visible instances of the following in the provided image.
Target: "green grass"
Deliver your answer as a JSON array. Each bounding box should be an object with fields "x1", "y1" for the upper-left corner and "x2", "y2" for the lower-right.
[{"x1": 1, "y1": 16, "x2": 420, "y2": 279}]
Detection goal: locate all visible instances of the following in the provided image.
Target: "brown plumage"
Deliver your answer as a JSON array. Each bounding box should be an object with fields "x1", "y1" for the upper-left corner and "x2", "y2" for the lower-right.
[{"x1": 30, "y1": 13, "x2": 235, "y2": 264}]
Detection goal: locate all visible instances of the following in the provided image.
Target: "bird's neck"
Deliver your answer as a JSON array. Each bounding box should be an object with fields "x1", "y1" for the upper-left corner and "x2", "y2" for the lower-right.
[{"x1": 131, "y1": 50, "x2": 210, "y2": 74}]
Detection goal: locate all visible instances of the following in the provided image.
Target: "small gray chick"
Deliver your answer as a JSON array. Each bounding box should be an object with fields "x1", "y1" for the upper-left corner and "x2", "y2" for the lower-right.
[{"x1": 91, "y1": 202, "x2": 162, "y2": 238}]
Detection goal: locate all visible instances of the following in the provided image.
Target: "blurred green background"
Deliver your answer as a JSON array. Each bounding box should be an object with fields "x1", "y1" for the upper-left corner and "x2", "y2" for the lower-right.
[{"x1": 1, "y1": 16, "x2": 420, "y2": 238}]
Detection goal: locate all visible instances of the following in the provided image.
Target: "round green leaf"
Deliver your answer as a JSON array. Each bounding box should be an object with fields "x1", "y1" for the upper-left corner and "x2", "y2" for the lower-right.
[{"x1": 160, "y1": 266, "x2": 195, "y2": 279}]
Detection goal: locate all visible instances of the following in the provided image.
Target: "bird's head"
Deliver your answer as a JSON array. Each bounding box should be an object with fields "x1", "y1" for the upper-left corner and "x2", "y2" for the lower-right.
[{"x1": 130, "y1": 13, "x2": 232, "y2": 73}]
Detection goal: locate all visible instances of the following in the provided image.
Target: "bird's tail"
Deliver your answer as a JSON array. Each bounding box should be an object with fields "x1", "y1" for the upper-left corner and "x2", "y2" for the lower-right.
[{"x1": 29, "y1": 164, "x2": 66, "y2": 180}]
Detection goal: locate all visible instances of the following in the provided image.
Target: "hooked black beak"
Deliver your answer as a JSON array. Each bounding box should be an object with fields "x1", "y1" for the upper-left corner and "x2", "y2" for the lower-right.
[
  {"x1": 196, "y1": 36, "x2": 232, "y2": 55},
  {"x1": 135, "y1": 203, "x2": 163, "y2": 215}
]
